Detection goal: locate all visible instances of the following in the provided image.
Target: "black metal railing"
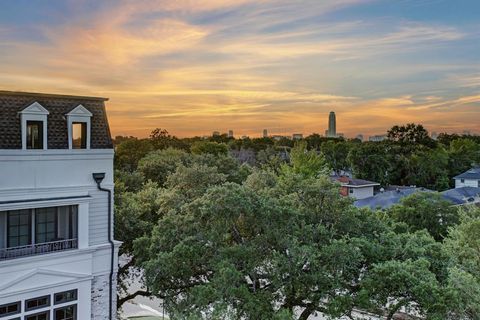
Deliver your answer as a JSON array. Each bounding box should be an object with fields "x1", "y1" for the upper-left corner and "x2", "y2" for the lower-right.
[{"x1": 0, "y1": 238, "x2": 78, "y2": 261}]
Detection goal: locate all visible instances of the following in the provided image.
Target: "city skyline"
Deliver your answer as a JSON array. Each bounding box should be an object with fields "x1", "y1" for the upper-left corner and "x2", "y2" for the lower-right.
[{"x1": 1, "y1": 1, "x2": 479, "y2": 137}]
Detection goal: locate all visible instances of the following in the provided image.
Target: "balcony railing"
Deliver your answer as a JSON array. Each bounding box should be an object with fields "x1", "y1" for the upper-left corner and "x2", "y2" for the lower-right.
[{"x1": 0, "y1": 238, "x2": 78, "y2": 261}]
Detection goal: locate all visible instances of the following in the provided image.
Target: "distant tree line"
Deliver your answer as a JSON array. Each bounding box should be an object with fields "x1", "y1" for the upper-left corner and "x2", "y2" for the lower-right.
[
  {"x1": 115, "y1": 123, "x2": 480, "y2": 191},
  {"x1": 113, "y1": 132, "x2": 480, "y2": 319}
]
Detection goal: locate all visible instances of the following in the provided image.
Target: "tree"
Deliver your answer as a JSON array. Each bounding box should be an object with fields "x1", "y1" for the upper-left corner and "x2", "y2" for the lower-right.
[
  {"x1": 191, "y1": 141, "x2": 229, "y2": 156},
  {"x1": 150, "y1": 128, "x2": 189, "y2": 150},
  {"x1": 137, "y1": 148, "x2": 191, "y2": 186},
  {"x1": 282, "y1": 141, "x2": 330, "y2": 178},
  {"x1": 347, "y1": 142, "x2": 391, "y2": 186},
  {"x1": 406, "y1": 147, "x2": 450, "y2": 190},
  {"x1": 442, "y1": 207, "x2": 480, "y2": 319},
  {"x1": 387, "y1": 123, "x2": 435, "y2": 147},
  {"x1": 321, "y1": 140, "x2": 350, "y2": 175},
  {"x1": 115, "y1": 138, "x2": 153, "y2": 171},
  {"x1": 388, "y1": 193, "x2": 459, "y2": 241}
]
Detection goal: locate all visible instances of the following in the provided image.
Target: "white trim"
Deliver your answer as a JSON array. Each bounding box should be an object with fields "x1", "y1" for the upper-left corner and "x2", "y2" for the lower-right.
[
  {"x1": 344, "y1": 184, "x2": 380, "y2": 188},
  {"x1": 0, "y1": 268, "x2": 91, "y2": 292},
  {"x1": 0, "y1": 149, "x2": 114, "y2": 161},
  {"x1": 66, "y1": 105, "x2": 92, "y2": 150},
  {"x1": 0, "y1": 196, "x2": 91, "y2": 211},
  {"x1": 19, "y1": 102, "x2": 49, "y2": 150}
]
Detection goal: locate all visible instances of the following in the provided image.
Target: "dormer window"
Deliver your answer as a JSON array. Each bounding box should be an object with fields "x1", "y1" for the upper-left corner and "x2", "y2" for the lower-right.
[
  {"x1": 26, "y1": 121, "x2": 44, "y2": 149},
  {"x1": 72, "y1": 122, "x2": 87, "y2": 149},
  {"x1": 19, "y1": 102, "x2": 49, "y2": 150},
  {"x1": 66, "y1": 105, "x2": 92, "y2": 149}
]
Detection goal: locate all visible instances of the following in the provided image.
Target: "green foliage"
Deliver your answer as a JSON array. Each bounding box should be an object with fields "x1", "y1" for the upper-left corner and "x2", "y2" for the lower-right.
[
  {"x1": 347, "y1": 142, "x2": 391, "y2": 185},
  {"x1": 138, "y1": 148, "x2": 191, "y2": 186},
  {"x1": 387, "y1": 123, "x2": 435, "y2": 147},
  {"x1": 281, "y1": 141, "x2": 330, "y2": 178},
  {"x1": 388, "y1": 193, "x2": 459, "y2": 241},
  {"x1": 442, "y1": 207, "x2": 480, "y2": 319},
  {"x1": 115, "y1": 138, "x2": 153, "y2": 171},
  {"x1": 190, "y1": 141, "x2": 229, "y2": 156}
]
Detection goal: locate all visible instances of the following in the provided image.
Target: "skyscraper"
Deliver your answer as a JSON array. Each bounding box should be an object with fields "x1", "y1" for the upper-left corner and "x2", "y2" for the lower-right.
[
  {"x1": 327, "y1": 111, "x2": 336, "y2": 137},
  {"x1": 228, "y1": 130, "x2": 234, "y2": 138},
  {"x1": 263, "y1": 129, "x2": 268, "y2": 138}
]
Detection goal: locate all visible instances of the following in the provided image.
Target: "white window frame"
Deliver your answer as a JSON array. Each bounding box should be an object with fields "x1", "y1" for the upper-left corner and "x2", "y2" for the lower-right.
[
  {"x1": 19, "y1": 102, "x2": 49, "y2": 150},
  {"x1": 66, "y1": 105, "x2": 92, "y2": 150}
]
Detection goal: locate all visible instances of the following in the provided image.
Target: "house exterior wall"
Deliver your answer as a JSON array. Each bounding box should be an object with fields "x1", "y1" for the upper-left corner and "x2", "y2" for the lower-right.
[
  {"x1": 350, "y1": 186, "x2": 375, "y2": 200},
  {"x1": 0, "y1": 149, "x2": 118, "y2": 319},
  {"x1": 455, "y1": 178, "x2": 480, "y2": 188}
]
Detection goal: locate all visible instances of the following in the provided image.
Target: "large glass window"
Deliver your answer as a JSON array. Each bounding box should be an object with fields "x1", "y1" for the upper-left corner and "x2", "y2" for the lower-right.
[
  {"x1": 0, "y1": 301, "x2": 20, "y2": 317},
  {"x1": 35, "y1": 207, "x2": 57, "y2": 244},
  {"x1": 54, "y1": 305, "x2": 76, "y2": 320},
  {"x1": 7, "y1": 210, "x2": 31, "y2": 247},
  {"x1": 25, "y1": 295, "x2": 50, "y2": 312},
  {"x1": 26, "y1": 121, "x2": 44, "y2": 149},
  {"x1": 71, "y1": 122, "x2": 86, "y2": 149},
  {"x1": 25, "y1": 311, "x2": 49, "y2": 320}
]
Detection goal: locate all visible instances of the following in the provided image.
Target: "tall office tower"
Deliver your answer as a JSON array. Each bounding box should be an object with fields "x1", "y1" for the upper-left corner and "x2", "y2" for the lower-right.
[
  {"x1": 263, "y1": 129, "x2": 268, "y2": 138},
  {"x1": 228, "y1": 130, "x2": 234, "y2": 138},
  {"x1": 327, "y1": 111, "x2": 336, "y2": 137}
]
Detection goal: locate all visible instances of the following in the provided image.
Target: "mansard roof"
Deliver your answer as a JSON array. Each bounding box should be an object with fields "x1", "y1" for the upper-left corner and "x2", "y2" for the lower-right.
[{"x1": 0, "y1": 90, "x2": 113, "y2": 149}]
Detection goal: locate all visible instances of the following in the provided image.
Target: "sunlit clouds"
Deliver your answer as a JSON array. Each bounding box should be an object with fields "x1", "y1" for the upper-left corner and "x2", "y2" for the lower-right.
[{"x1": 0, "y1": 0, "x2": 479, "y2": 137}]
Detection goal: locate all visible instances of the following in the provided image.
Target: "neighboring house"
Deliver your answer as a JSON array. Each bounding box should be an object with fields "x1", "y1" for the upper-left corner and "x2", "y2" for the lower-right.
[
  {"x1": 0, "y1": 91, "x2": 120, "y2": 320},
  {"x1": 354, "y1": 187, "x2": 430, "y2": 210},
  {"x1": 441, "y1": 187, "x2": 480, "y2": 206},
  {"x1": 453, "y1": 167, "x2": 480, "y2": 188},
  {"x1": 333, "y1": 176, "x2": 380, "y2": 200}
]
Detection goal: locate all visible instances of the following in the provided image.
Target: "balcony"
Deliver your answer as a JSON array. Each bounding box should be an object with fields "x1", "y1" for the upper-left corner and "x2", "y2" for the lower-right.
[
  {"x1": 0, "y1": 205, "x2": 79, "y2": 261},
  {"x1": 0, "y1": 238, "x2": 78, "y2": 261}
]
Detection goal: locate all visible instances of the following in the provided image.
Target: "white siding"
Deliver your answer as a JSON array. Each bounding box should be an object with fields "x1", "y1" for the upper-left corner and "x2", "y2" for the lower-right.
[
  {"x1": 455, "y1": 178, "x2": 480, "y2": 188},
  {"x1": 88, "y1": 188, "x2": 113, "y2": 246},
  {"x1": 350, "y1": 186, "x2": 375, "y2": 200}
]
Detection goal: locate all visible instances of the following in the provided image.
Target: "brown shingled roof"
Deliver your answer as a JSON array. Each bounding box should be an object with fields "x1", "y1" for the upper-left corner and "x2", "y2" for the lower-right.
[{"x1": 0, "y1": 91, "x2": 113, "y2": 149}]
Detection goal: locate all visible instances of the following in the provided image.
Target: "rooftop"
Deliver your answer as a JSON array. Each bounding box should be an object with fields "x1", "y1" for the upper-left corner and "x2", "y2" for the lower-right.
[
  {"x1": 441, "y1": 187, "x2": 480, "y2": 205},
  {"x1": 354, "y1": 187, "x2": 431, "y2": 210},
  {"x1": 453, "y1": 167, "x2": 480, "y2": 180}
]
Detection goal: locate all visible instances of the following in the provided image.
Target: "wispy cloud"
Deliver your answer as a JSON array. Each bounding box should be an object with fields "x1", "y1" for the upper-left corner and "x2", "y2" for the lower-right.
[{"x1": 0, "y1": 0, "x2": 478, "y2": 137}]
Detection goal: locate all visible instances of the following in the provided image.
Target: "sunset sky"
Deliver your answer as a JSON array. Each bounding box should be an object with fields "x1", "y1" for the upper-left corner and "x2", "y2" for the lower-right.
[{"x1": 1, "y1": 0, "x2": 479, "y2": 138}]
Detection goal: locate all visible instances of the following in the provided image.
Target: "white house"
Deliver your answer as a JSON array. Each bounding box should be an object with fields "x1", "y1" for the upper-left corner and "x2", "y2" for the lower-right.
[
  {"x1": 333, "y1": 176, "x2": 380, "y2": 200},
  {"x1": 0, "y1": 91, "x2": 120, "y2": 320},
  {"x1": 454, "y1": 167, "x2": 480, "y2": 188}
]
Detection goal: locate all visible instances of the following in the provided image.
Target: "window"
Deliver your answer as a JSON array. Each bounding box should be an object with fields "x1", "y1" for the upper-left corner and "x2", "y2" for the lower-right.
[
  {"x1": 25, "y1": 295, "x2": 50, "y2": 312},
  {"x1": 0, "y1": 301, "x2": 20, "y2": 317},
  {"x1": 25, "y1": 311, "x2": 49, "y2": 320},
  {"x1": 54, "y1": 290, "x2": 77, "y2": 305},
  {"x1": 461, "y1": 179, "x2": 465, "y2": 183},
  {"x1": 26, "y1": 121, "x2": 44, "y2": 149},
  {"x1": 35, "y1": 208, "x2": 57, "y2": 244},
  {"x1": 349, "y1": 188, "x2": 353, "y2": 194},
  {"x1": 54, "y1": 305, "x2": 76, "y2": 320},
  {"x1": 71, "y1": 123, "x2": 86, "y2": 149},
  {"x1": 66, "y1": 105, "x2": 92, "y2": 149},
  {"x1": 20, "y1": 102, "x2": 49, "y2": 150},
  {"x1": 7, "y1": 210, "x2": 31, "y2": 247}
]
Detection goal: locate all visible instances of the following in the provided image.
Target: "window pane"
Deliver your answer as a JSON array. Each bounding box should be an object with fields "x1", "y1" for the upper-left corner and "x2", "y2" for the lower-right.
[
  {"x1": 27, "y1": 121, "x2": 44, "y2": 149},
  {"x1": 0, "y1": 301, "x2": 21, "y2": 317},
  {"x1": 26, "y1": 311, "x2": 50, "y2": 320},
  {"x1": 36, "y1": 208, "x2": 58, "y2": 244},
  {"x1": 72, "y1": 122, "x2": 86, "y2": 149},
  {"x1": 7, "y1": 210, "x2": 31, "y2": 247},
  {"x1": 26, "y1": 295, "x2": 50, "y2": 311},
  {"x1": 54, "y1": 305, "x2": 76, "y2": 320},
  {"x1": 54, "y1": 289, "x2": 78, "y2": 305}
]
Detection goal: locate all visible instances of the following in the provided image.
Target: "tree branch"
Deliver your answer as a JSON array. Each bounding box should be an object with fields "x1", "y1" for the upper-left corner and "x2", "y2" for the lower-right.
[{"x1": 117, "y1": 290, "x2": 153, "y2": 309}]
